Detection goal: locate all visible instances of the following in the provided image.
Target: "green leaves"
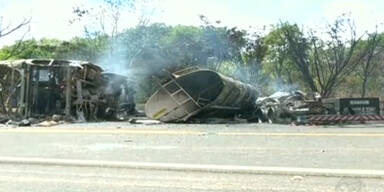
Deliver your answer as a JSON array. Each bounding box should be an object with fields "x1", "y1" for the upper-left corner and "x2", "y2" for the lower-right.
[{"x1": 2, "y1": 17, "x2": 383, "y2": 99}]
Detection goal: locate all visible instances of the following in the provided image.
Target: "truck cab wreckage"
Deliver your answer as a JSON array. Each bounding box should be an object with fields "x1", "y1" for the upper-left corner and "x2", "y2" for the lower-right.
[{"x1": 0, "y1": 59, "x2": 135, "y2": 123}]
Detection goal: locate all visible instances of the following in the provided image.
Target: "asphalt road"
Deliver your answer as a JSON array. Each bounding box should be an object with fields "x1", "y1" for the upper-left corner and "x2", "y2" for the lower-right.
[
  {"x1": 1, "y1": 122, "x2": 384, "y2": 191},
  {"x1": 1, "y1": 164, "x2": 383, "y2": 192}
]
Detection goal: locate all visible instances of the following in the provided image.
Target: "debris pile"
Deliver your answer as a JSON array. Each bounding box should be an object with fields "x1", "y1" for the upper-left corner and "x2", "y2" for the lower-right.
[
  {"x1": 255, "y1": 91, "x2": 324, "y2": 123},
  {"x1": 1, "y1": 61, "x2": 382, "y2": 126}
]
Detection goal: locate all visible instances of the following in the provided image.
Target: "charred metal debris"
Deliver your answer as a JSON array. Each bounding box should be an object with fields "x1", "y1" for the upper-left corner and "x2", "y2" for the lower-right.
[{"x1": 0, "y1": 59, "x2": 136, "y2": 125}]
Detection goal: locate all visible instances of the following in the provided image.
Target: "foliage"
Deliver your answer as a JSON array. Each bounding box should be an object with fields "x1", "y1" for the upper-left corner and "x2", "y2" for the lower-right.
[
  {"x1": 0, "y1": 37, "x2": 108, "y2": 61},
  {"x1": 1, "y1": 14, "x2": 384, "y2": 101}
]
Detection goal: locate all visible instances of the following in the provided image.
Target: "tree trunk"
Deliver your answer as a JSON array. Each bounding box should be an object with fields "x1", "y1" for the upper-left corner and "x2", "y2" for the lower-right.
[
  {"x1": 361, "y1": 77, "x2": 368, "y2": 98},
  {"x1": 299, "y1": 64, "x2": 318, "y2": 93}
]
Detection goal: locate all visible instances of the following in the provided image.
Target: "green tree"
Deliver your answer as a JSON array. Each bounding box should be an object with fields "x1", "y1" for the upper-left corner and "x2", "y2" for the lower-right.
[
  {"x1": 355, "y1": 31, "x2": 383, "y2": 97},
  {"x1": 279, "y1": 23, "x2": 318, "y2": 94},
  {"x1": 264, "y1": 24, "x2": 302, "y2": 88},
  {"x1": 0, "y1": 37, "x2": 108, "y2": 61},
  {"x1": 278, "y1": 16, "x2": 366, "y2": 98}
]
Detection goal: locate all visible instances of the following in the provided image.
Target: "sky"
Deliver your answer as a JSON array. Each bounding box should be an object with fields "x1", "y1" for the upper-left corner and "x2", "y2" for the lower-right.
[{"x1": 0, "y1": 0, "x2": 383, "y2": 47}]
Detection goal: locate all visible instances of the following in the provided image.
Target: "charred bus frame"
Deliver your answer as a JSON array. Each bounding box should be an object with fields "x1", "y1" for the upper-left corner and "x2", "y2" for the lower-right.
[{"x1": 0, "y1": 59, "x2": 103, "y2": 120}]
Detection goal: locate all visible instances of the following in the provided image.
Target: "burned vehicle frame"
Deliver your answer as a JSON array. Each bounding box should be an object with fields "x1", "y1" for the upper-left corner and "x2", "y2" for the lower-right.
[
  {"x1": 100, "y1": 72, "x2": 136, "y2": 120},
  {"x1": 0, "y1": 59, "x2": 134, "y2": 122}
]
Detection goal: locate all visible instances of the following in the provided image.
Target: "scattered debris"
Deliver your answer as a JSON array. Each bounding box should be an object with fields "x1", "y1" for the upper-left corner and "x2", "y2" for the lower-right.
[
  {"x1": 129, "y1": 118, "x2": 161, "y2": 125},
  {"x1": 18, "y1": 119, "x2": 31, "y2": 127},
  {"x1": 0, "y1": 116, "x2": 9, "y2": 124},
  {"x1": 37, "y1": 120, "x2": 59, "y2": 127},
  {"x1": 27, "y1": 117, "x2": 40, "y2": 124},
  {"x1": 5, "y1": 120, "x2": 18, "y2": 126},
  {"x1": 189, "y1": 117, "x2": 249, "y2": 124},
  {"x1": 290, "y1": 175, "x2": 304, "y2": 182},
  {"x1": 52, "y1": 114, "x2": 63, "y2": 122}
]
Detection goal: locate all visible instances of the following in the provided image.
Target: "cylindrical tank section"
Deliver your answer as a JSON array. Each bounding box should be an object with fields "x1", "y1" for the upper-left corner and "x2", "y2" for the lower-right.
[{"x1": 145, "y1": 68, "x2": 258, "y2": 122}]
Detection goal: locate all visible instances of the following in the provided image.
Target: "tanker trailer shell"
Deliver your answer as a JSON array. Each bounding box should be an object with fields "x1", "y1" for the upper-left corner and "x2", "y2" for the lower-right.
[{"x1": 145, "y1": 68, "x2": 258, "y2": 122}]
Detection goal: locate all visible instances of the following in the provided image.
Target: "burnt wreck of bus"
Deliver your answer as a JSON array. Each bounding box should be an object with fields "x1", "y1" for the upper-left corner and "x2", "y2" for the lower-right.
[{"x1": 0, "y1": 59, "x2": 135, "y2": 123}]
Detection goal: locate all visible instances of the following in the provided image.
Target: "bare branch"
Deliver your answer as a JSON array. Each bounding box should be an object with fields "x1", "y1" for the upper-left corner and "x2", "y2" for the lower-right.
[
  {"x1": 0, "y1": 17, "x2": 31, "y2": 38},
  {"x1": 3, "y1": 25, "x2": 31, "y2": 59}
]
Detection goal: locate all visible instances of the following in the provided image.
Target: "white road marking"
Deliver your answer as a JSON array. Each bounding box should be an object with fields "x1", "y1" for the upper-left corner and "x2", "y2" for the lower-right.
[
  {"x1": 1, "y1": 129, "x2": 384, "y2": 137},
  {"x1": 218, "y1": 132, "x2": 384, "y2": 137},
  {"x1": 0, "y1": 129, "x2": 206, "y2": 135},
  {"x1": 0, "y1": 156, "x2": 383, "y2": 178}
]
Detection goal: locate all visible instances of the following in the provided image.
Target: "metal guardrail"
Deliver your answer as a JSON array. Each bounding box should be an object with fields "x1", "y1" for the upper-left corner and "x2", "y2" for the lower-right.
[{"x1": 308, "y1": 115, "x2": 384, "y2": 125}]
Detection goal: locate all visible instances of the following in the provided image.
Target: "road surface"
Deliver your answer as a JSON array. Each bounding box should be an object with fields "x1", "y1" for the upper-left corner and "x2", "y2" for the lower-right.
[{"x1": 0, "y1": 122, "x2": 383, "y2": 191}]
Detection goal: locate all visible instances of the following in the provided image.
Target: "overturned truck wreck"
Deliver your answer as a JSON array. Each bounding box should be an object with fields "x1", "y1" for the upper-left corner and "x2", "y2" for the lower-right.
[
  {"x1": 145, "y1": 67, "x2": 258, "y2": 122},
  {"x1": 0, "y1": 59, "x2": 134, "y2": 122},
  {"x1": 256, "y1": 91, "x2": 384, "y2": 124}
]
